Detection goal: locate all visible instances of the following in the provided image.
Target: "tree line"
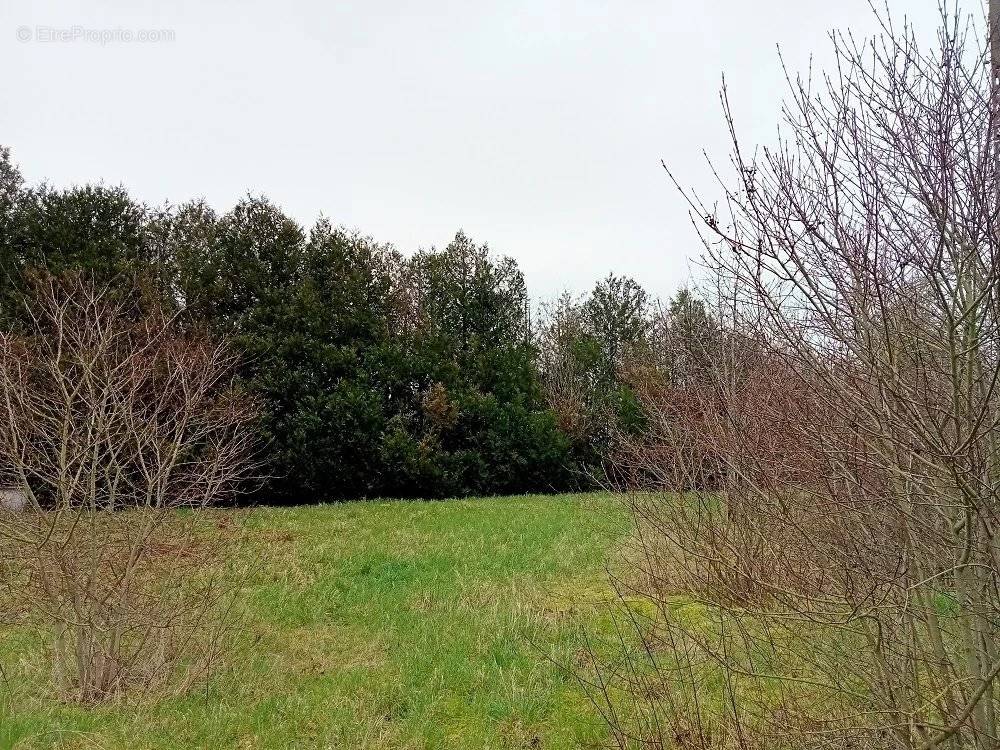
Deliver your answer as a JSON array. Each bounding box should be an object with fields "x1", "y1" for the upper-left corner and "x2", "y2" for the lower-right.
[{"x1": 0, "y1": 146, "x2": 711, "y2": 503}]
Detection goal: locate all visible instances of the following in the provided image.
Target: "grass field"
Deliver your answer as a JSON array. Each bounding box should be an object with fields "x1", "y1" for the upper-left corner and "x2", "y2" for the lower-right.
[{"x1": 1, "y1": 493, "x2": 629, "y2": 750}]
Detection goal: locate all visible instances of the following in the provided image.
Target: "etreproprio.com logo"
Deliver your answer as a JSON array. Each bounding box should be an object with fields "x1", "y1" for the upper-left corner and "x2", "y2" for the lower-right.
[{"x1": 16, "y1": 25, "x2": 176, "y2": 44}]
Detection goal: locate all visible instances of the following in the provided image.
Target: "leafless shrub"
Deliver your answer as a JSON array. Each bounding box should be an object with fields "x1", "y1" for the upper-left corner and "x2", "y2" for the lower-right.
[
  {"x1": 0, "y1": 275, "x2": 258, "y2": 703},
  {"x1": 591, "y1": 4, "x2": 1000, "y2": 748}
]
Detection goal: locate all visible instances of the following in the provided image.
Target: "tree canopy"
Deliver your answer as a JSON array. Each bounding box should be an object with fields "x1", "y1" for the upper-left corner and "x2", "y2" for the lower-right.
[{"x1": 0, "y1": 147, "x2": 702, "y2": 502}]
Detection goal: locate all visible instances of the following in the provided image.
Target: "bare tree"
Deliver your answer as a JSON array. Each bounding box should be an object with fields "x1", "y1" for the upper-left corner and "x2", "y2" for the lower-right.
[
  {"x1": 0, "y1": 275, "x2": 258, "y2": 703},
  {"x1": 537, "y1": 292, "x2": 593, "y2": 438},
  {"x1": 991, "y1": 0, "x2": 1000, "y2": 88},
  {"x1": 588, "y1": 5, "x2": 1000, "y2": 749}
]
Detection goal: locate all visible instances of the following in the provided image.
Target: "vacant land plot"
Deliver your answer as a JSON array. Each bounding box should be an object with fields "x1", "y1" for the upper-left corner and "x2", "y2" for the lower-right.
[{"x1": 2, "y1": 493, "x2": 628, "y2": 749}]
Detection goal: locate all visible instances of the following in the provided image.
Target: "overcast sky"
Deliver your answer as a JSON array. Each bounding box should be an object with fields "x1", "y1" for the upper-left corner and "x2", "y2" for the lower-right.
[{"x1": 1, "y1": 0, "x2": 945, "y2": 300}]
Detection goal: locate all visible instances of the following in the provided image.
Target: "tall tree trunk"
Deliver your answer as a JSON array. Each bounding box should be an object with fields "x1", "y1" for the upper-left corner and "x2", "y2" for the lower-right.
[{"x1": 993, "y1": 0, "x2": 1000, "y2": 88}]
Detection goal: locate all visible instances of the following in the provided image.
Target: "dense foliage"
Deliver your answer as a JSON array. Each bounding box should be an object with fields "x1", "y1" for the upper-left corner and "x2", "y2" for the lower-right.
[{"x1": 0, "y1": 146, "x2": 702, "y2": 502}]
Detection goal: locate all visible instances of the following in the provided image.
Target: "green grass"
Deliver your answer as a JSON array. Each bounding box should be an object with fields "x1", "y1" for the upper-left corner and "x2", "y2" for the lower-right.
[{"x1": 2, "y1": 493, "x2": 628, "y2": 750}]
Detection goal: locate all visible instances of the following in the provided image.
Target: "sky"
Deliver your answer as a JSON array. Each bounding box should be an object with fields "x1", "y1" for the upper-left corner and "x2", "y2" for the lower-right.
[{"x1": 1, "y1": 0, "x2": 945, "y2": 300}]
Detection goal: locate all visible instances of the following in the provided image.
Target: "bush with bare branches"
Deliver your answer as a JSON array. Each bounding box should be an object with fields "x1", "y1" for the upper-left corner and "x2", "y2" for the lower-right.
[
  {"x1": 591, "y1": 5, "x2": 1000, "y2": 748},
  {"x1": 0, "y1": 275, "x2": 258, "y2": 703}
]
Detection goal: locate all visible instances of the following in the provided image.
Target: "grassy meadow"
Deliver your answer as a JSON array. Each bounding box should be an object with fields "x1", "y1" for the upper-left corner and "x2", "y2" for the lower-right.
[{"x1": 1, "y1": 493, "x2": 631, "y2": 750}]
